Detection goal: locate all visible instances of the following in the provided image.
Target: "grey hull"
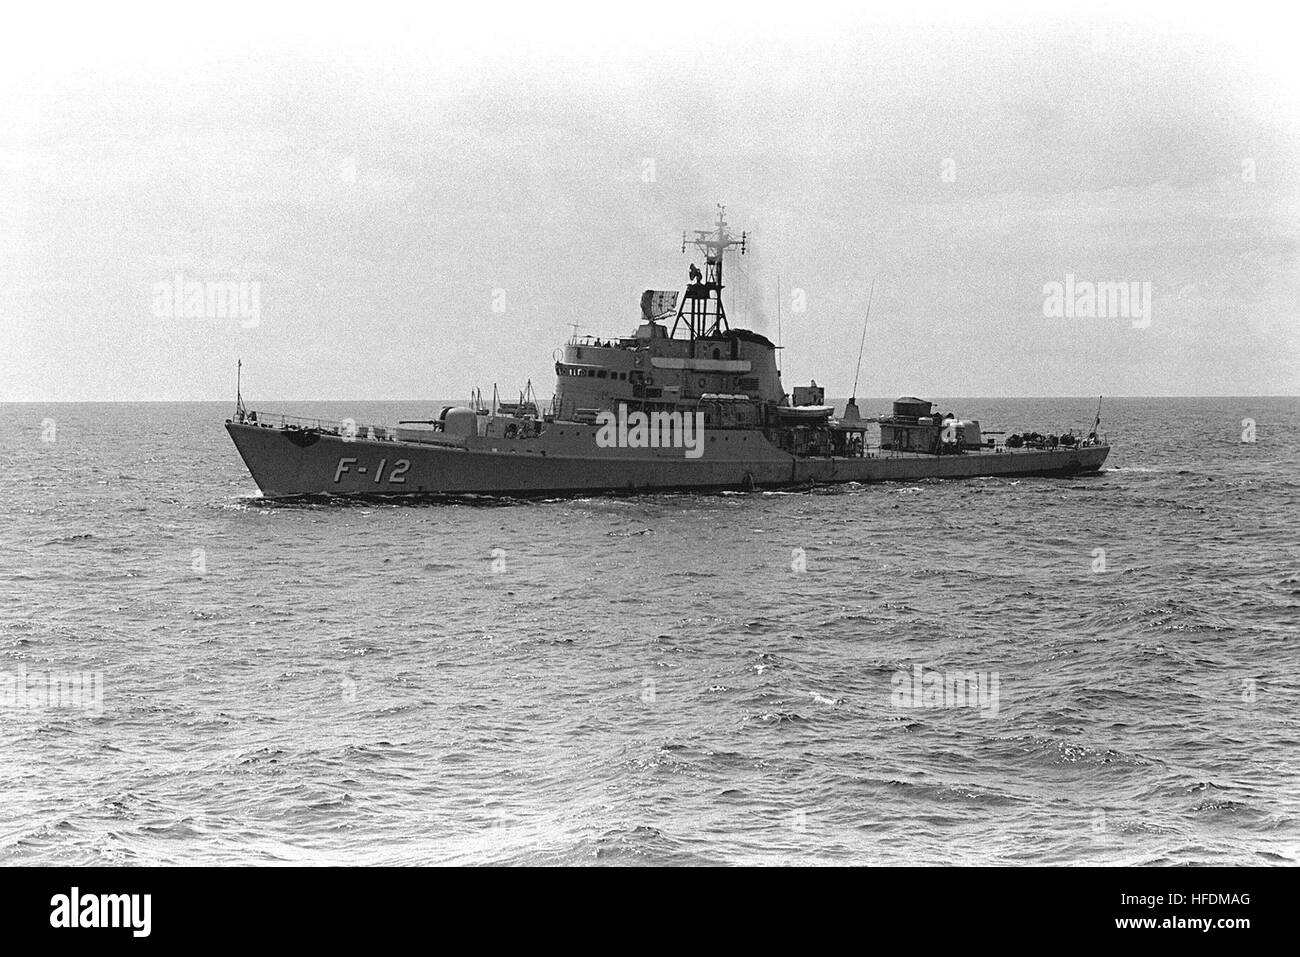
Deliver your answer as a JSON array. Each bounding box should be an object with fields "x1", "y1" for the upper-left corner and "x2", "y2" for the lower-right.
[{"x1": 227, "y1": 421, "x2": 1110, "y2": 499}]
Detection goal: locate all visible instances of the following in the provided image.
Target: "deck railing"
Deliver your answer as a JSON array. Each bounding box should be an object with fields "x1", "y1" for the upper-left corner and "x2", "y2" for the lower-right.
[{"x1": 237, "y1": 411, "x2": 407, "y2": 441}]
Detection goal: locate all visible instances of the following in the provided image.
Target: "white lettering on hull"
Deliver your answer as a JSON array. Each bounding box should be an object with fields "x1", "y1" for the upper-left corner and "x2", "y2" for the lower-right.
[{"x1": 334, "y1": 457, "x2": 410, "y2": 484}]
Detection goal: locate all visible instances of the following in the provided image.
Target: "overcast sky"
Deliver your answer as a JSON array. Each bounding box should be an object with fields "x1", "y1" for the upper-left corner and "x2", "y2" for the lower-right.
[{"x1": 2, "y1": 1, "x2": 1298, "y2": 401}]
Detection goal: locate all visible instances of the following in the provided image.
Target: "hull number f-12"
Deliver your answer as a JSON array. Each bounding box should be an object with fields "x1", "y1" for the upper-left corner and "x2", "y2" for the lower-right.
[{"x1": 334, "y1": 457, "x2": 410, "y2": 484}]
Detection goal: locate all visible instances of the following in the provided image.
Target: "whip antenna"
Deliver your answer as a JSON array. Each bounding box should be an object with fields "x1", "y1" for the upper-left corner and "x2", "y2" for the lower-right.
[
  {"x1": 776, "y1": 275, "x2": 783, "y2": 374},
  {"x1": 851, "y1": 279, "x2": 875, "y2": 400}
]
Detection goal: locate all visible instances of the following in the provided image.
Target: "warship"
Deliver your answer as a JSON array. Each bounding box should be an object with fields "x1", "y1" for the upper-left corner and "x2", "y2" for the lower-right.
[{"x1": 226, "y1": 208, "x2": 1109, "y2": 498}]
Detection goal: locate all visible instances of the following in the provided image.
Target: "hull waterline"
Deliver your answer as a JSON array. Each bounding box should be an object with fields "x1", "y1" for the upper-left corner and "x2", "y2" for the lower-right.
[{"x1": 226, "y1": 421, "x2": 1110, "y2": 500}]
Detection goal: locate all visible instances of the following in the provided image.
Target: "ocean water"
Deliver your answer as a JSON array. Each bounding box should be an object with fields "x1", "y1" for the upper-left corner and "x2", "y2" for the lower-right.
[{"x1": 1, "y1": 397, "x2": 1297, "y2": 866}]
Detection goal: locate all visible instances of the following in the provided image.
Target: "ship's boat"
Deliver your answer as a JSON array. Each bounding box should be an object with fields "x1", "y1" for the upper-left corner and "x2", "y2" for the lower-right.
[
  {"x1": 225, "y1": 207, "x2": 1110, "y2": 498},
  {"x1": 776, "y1": 405, "x2": 836, "y2": 420}
]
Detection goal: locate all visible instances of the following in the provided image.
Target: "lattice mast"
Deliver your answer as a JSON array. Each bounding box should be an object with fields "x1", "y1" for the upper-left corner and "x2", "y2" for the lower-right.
[{"x1": 672, "y1": 204, "x2": 746, "y2": 340}]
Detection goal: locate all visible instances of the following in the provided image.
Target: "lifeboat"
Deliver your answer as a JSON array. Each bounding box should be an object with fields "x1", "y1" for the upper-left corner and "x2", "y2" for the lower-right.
[{"x1": 776, "y1": 404, "x2": 835, "y2": 421}]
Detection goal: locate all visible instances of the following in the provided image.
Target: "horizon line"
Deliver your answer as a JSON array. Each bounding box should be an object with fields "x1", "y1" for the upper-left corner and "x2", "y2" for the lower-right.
[{"x1": 3, "y1": 394, "x2": 1298, "y2": 404}]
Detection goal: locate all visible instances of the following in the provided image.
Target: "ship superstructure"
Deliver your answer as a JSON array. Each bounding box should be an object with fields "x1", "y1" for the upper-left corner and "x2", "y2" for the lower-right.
[{"x1": 226, "y1": 208, "x2": 1109, "y2": 498}]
